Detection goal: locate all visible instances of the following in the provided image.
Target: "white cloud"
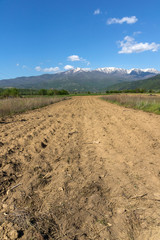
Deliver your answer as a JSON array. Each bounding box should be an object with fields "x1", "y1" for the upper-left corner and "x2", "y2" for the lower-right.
[
  {"x1": 107, "y1": 16, "x2": 138, "y2": 25},
  {"x1": 64, "y1": 65, "x2": 74, "y2": 70},
  {"x1": 67, "y1": 55, "x2": 81, "y2": 61},
  {"x1": 118, "y1": 36, "x2": 160, "y2": 54},
  {"x1": 16, "y1": 63, "x2": 19, "y2": 67},
  {"x1": 67, "y1": 54, "x2": 90, "y2": 65},
  {"x1": 43, "y1": 67, "x2": 60, "y2": 72},
  {"x1": 35, "y1": 66, "x2": 41, "y2": 71},
  {"x1": 94, "y1": 9, "x2": 101, "y2": 15},
  {"x1": 35, "y1": 66, "x2": 60, "y2": 73},
  {"x1": 133, "y1": 31, "x2": 142, "y2": 36}
]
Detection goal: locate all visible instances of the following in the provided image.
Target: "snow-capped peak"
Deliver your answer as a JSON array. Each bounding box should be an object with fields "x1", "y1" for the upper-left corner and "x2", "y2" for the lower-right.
[
  {"x1": 127, "y1": 68, "x2": 159, "y2": 74},
  {"x1": 141, "y1": 68, "x2": 159, "y2": 73},
  {"x1": 95, "y1": 67, "x2": 159, "y2": 75},
  {"x1": 64, "y1": 67, "x2": 159, "y2": 75},
  {"x1": 127, "y1": 68, "x2": 142, "y2": 74},
  {"x1": 72, "y1": 67, "x2": 81, "y2": 73},
  {"x1": 95, "y1": 67, "x2": 127, "y2": 74},
  {"x1": 73, "y1": 67, "x2": 91, "y2": 73},
  {"x1": 65, "y1": 67, "x2": 91, "y2": 74}
]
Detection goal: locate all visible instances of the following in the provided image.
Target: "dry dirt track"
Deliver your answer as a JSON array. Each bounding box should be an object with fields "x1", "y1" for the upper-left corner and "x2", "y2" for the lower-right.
[{"x1": 0, "y1": 96, "x2": 160, "y2": 240}]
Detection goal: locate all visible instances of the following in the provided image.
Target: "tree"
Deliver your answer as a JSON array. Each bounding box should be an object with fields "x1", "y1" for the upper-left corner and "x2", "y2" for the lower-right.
[
  {"x1": 47, "y1": 89, "x2": 54, "y2": 95},
  {"x1": 2, "y1": 88, "x2": 19, "y2": 97},
  {"x1": 38, "y1": 89, "x2": 48, "y2": 95}
]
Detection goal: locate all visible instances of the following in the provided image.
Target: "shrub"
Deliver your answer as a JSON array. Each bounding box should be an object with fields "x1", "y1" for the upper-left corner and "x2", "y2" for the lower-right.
[
  {"x1": 1, "y1": 88, "x2": 20, "y2": 97},
  {"x1": 38, "y1": 89, "x2": 48, "y2": 95}
]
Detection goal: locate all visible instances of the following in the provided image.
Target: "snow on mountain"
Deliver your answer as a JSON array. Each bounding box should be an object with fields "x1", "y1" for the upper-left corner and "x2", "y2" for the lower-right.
[
  {"x1": 65, "y1": 67, "x2": 91, "y2": 74},
  {"x1": 0, "y1": 66, "x2": 159, "y2": 91},
  {"x1": 95, "y1": 67, "x2": 159, "y2": 75},
  {"x1": 97, "y1": 67, "x2": 160, "y2": 75},
  {"x1": 64, "y1": 67, "x2": 159, "y2": 75},
  {"x1": 127, "y1": 68, "x2": 159, "y2": 74},
  {"x1": 95, "y1": 67, "x2": 127, "y2": 74},
  {"x1": 140, "y1": 68, "x2": 159, "y2": 74}
]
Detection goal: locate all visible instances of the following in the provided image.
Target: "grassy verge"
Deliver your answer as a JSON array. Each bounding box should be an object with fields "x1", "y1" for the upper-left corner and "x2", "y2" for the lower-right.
[
  {"x1": 102, "y1": 94, "x2": 160, "y2": 114},
  {"x1": 0, "y1": 96, "x2": 69, "y2": 118}
]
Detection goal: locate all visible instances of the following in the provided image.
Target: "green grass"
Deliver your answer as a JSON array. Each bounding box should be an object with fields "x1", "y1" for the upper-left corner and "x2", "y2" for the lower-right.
[{"x1": 102, "y1": 94, "x2": 160, "y2": 115}]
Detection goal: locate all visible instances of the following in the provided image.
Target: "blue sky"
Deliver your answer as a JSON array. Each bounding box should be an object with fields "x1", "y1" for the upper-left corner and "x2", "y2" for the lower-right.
[{"x1": 0, "y1": 0, "x2": 160, "y2": 79}]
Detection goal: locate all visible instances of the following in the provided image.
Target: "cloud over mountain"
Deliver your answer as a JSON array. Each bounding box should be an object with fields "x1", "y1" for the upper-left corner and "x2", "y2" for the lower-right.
[
  {"x1": 64, "y1": 65, "x2": 74, "y2": 70},
  {"x1": 67, "y1": 55, "x2": 90, "y2": 66},
  {"x1": 35, "y1": 66, "x2": 60, "y2": 73}
]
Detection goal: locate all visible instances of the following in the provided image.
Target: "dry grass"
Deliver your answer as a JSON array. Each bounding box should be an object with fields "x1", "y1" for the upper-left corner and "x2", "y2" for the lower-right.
[
  {"x1": 0, "y1": 97, "x2": 68, "y2": 117},
  {"x1": 102, "y1": 94, "x2": 160, "y2": 114}
]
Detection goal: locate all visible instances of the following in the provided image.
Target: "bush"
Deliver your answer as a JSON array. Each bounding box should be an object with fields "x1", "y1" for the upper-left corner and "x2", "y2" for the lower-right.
[
  {"x1": 57, "y1": 89, "x2": 69, "y2": 95},
  {"x1": 47, "y1": 89, "x2": 54, "y2": 95},
  {"x1": 38, "y1": 89, "x2": 69, "y2": 96},
  {"x1": 38, "y1": 89, "x2": 48, "y2": 95},
  {"x1": 1, "y1": 88, "x2": 20, "y2": 97}
]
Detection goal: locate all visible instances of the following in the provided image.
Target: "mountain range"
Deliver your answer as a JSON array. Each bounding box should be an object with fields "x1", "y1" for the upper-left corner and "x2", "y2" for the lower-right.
[
  {"x1": 107, "y1": 74, "x2": 160, "y2": 91},
  {"x1": 0, "y1": 67, "x2": 159, "y2": 92}
]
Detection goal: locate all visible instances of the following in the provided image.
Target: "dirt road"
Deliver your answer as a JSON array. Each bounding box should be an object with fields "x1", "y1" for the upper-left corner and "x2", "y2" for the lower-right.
[{"x1": 0, "y1": 96, "x2": 160, "y2": 240}]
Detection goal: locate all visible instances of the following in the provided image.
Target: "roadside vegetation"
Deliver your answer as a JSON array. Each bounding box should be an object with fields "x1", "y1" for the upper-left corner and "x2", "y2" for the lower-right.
[
  {"x1": 102, "y1": 94, "x2": 160, "y2": 114},
  {"x1": 106, "y1": 88, "x2": 160, "y2": 94},
  {"x1": 0, "y1": 97, "x2": 69, "y2": 117},
  {"x1": 0, "y1": 88, "x2": 70, "y2": 117}
]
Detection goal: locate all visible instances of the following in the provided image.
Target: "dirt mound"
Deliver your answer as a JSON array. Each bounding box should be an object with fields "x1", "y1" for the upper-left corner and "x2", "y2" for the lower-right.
[{"x1": 0, "y1": 96, "x2": 160, "y2": 239}]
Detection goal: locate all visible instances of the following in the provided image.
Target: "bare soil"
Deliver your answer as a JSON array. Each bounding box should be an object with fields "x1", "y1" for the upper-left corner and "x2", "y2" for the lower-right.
[{"x1": 0, "y1": 96, "x2": 160, "y2": 240}]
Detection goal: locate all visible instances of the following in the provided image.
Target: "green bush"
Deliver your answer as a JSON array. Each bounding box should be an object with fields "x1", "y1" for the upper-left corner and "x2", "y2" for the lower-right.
[
  {"x1": 1, "y1": 88, "x2": 20, "y2": 97},
  {"x1": 47, "y1": 89, "x2": 54, "y2": 95},
  {"x1": 38, "y1": 89, "x2": 48, "y2": 95},
  {"x1": 38, "y1": 88, "x2": 69, "y2": 96},
  {"x1": 57, "y1": 89, "x2": 69, "y2": 95}
]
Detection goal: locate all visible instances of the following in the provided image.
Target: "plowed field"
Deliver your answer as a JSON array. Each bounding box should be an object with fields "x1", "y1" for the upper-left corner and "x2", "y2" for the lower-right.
[{"x1": 0, "y1": 96, "x2": 160, "y2": 240}]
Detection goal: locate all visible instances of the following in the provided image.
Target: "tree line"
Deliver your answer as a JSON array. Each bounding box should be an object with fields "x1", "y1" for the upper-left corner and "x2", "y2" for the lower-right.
[
  {"x1": 0, "y1": 87, "x2": 159, "y2": 98},
  {"x1": 106, "y1": 88, "x2": 160, "y2": 94},
  {"x1": 0, "y1": 88, "x2": 69, "y2": 98}
]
